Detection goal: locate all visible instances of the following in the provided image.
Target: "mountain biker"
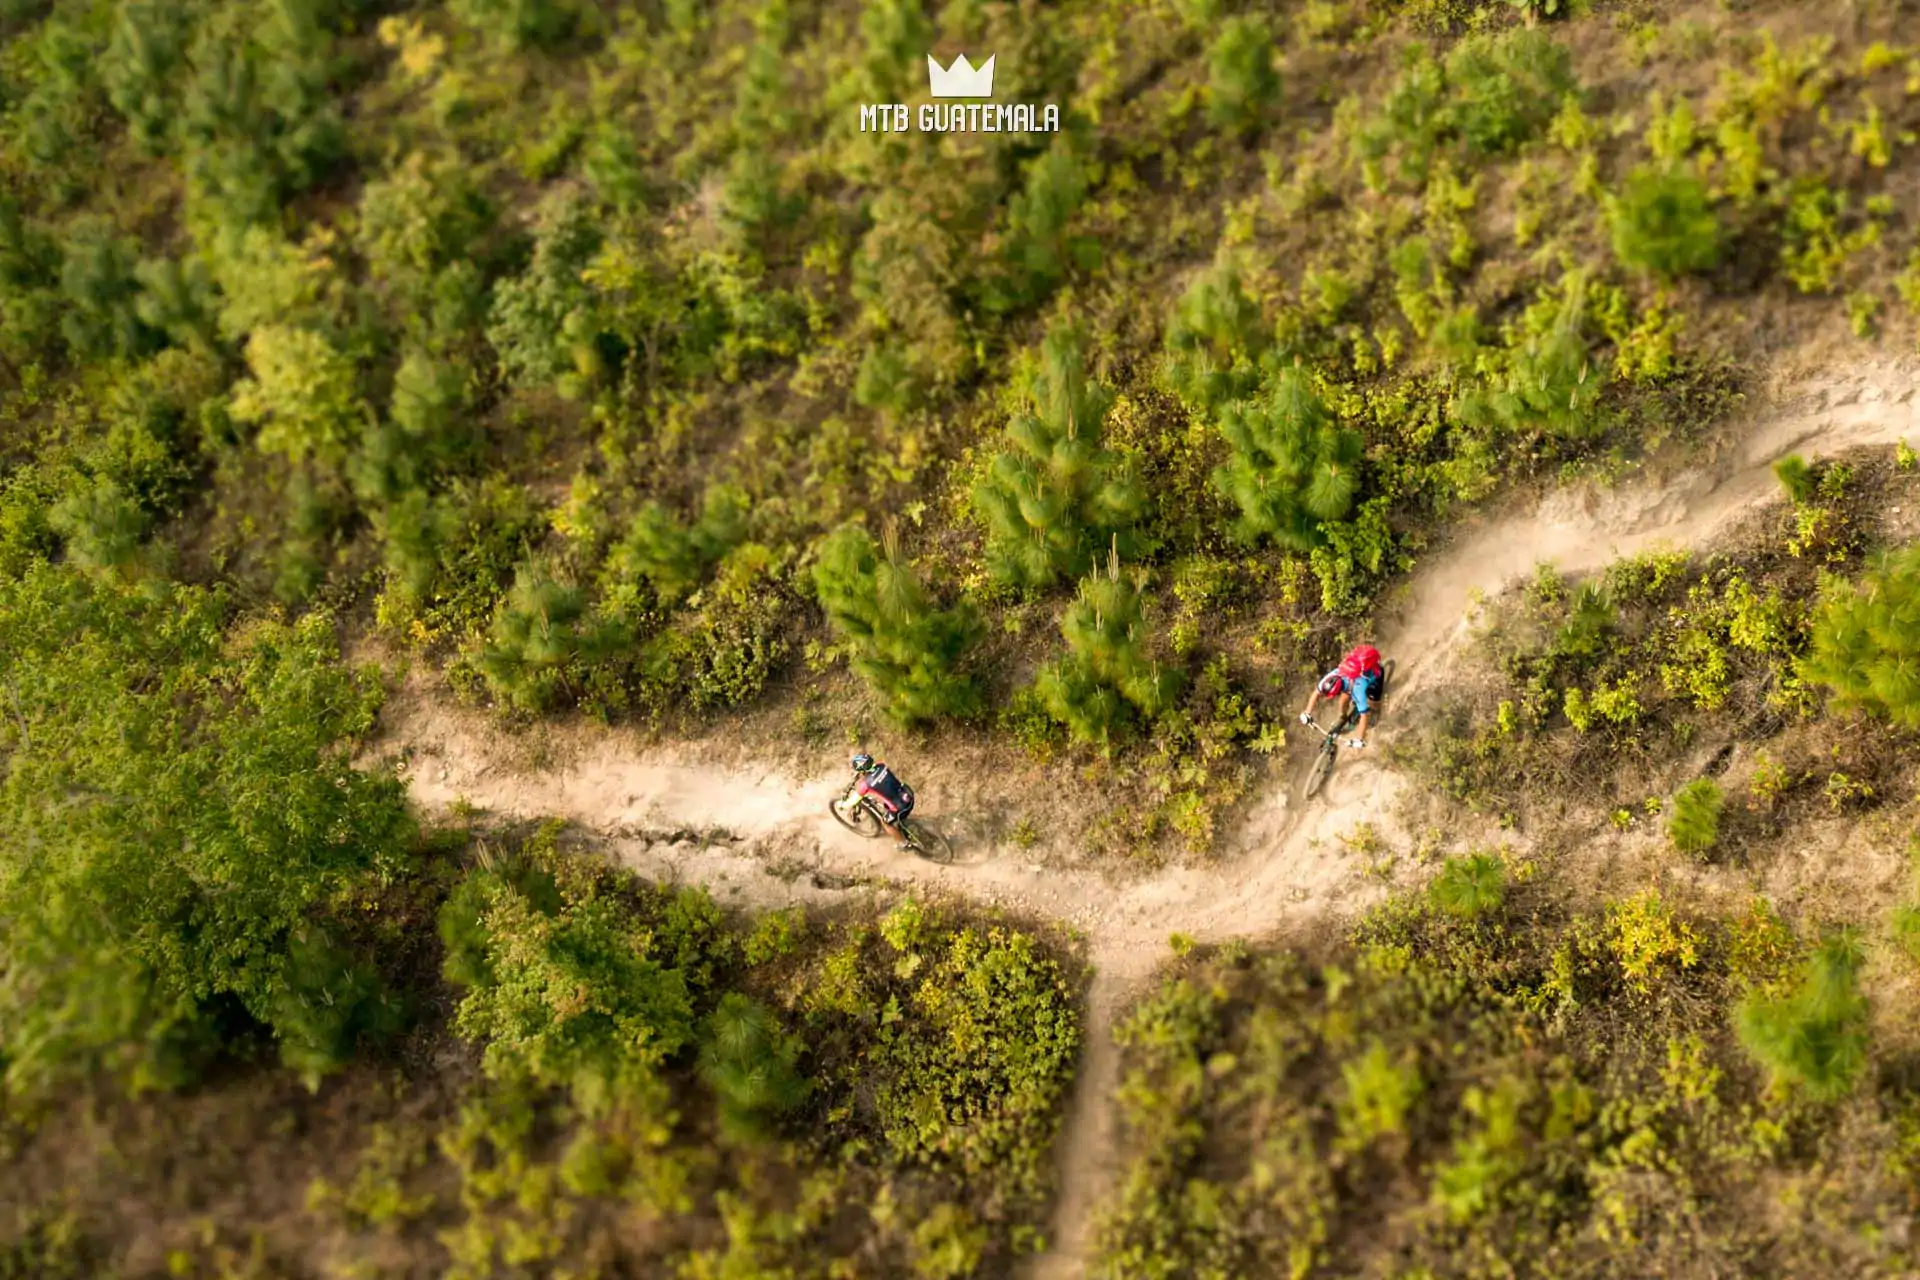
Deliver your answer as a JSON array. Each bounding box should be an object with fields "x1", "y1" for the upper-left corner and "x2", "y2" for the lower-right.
[
  {"x1": 1299, "y1": 644, "x2": 1385, "y2": 750},
  {"x1": 850, "y1": 752, "x2": 915, "y2": 851}
]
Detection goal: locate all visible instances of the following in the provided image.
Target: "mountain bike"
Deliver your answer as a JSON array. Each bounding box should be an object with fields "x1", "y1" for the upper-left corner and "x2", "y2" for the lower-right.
[
  {"x1": 1301, "y1": 659, "x2": 1392, "y2": 800},
  {"x1": 829, "y1": 782, "x2": 955, "y2": 863}
]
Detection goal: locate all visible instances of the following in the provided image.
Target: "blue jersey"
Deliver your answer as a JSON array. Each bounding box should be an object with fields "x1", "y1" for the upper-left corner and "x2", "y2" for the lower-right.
[{"x1": 1320, "y1": 667, "x2": 1383, "y2": 714}]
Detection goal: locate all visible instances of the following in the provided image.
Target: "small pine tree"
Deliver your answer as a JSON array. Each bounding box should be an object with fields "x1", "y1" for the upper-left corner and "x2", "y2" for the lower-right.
[
  {"x1": 1773, "y1": 453, "x2": 1816, "y2": 504},
  {"x1": 1456, "y1": 279, "x2": 1603, "y2": 440},
  {"x1": 992, "y1": 143, "x2": 1094, "y2": 313},
  {"x1": 1034, "y1": 550, "x2": 1183, "y2": 746},
  {"x1": 1735, "y1": 930, "x2": 1869, "y2": 1101},
  {"x1": 1607, "y1": 165, "x2": 1724, "y2": 278},
  {"x1": 607, "y1": 484, "x2": 749, "y2": 607},
  {"x1": 49, "y1": 474, "x2": 148, "y2": 573},
  {"x1": 1212, "y1": 368, "x2": 1363, "y2": 550},
  {"x1": 1429, "y1": 853, "x2": 1506, "y2": 919},
  {"x1": 477, "y1": 560, "x2": 623, "y2": 711},
  {"x1": 1666, "y1": 777, "x2": 1723, "y2": 859},
  {"x1": 972, "y1": 325, "x2": 1147, "y2": 591},
  {"x1": 1206, "y1": 17, "x2": 1280, "y2": 137},
  {"x1": 811, "y1": 523, "x2": 980, "y2": 726},
  {"x1": 1799, "y1": 546, "x2": 1920, "y2": 727},
  {"x1": 1164, "y1": 255, "x2": 1269, "y2": 410},
  {"x1": 698, "y1": 993, "x2": 809, "y2": 1140}
]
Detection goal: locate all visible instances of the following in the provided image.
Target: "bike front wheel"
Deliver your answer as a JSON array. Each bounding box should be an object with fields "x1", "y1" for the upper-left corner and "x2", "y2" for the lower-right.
[
  {"x1": 1303, "y1": 740, "x2": 1338, "y2": 799},
  {"x1": 830, "y1": 792, "x2": 884, "y2": 838},
  {"x1": 898, "y1": 816, "x2": 954, "y2": 864}
]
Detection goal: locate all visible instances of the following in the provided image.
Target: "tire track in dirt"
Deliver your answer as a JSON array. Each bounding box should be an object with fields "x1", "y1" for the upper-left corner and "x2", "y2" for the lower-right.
[{"x1": 376, "y1": 358, "x2": 1919, "y2": 1280}]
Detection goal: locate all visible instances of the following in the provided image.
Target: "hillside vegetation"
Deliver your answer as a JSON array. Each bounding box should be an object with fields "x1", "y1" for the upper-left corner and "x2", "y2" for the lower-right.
[{"x1": 7, "y1": 0, "x2": 1920, "y2": 1274}]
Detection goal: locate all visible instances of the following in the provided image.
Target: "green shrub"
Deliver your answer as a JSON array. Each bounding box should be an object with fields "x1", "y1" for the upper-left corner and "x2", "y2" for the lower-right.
[
  {"x1": 1607, "y1": 165, "x2": 1723, "y2": 278},
  {"x1": 972, "y1": 324, "x2": 1148, "y2": 591},
  {"x1": 1429, "y1": 853, "x2": 1506, "y2": 919},
  {"x1": 638, "y1": 543, "x2": 792, "y2": 713},
  {"x1": 1773, "y1": 453, "x2": 1816, "y2": 503},
  {"x1": 59, "y1": 217, "x2": 161, "y2": 362},
  {"x1": 486, "y1": 192, "x2": 603, "y2": 393},
  {"x1": 605, "y1": 484, "x2": 749, "y2": 609},
  {"x1": 1034, "y1": 555, "x2": 1183, "y2": 746},
  {"x1": 0, "y1": 567, "x2": 412, "y2": 1093},
  {"x1": 1667, "y1": 778, "x2": 1724, "y2": 859},
  {"x1": 228, "y1": 325, "x2": 368, "y2": 468},
  {"x1": 1456, "y1": 278, "x2": 1604, "y2": 441},
  {"x1": 476, "y1": 560, "x2": 625, "y2": 712},
  {"x1": 448, "y1": 0, "x2": 585, "y2": 49},
  {"x1": 1164, "y1": 256, "x2": 1270, "y2": 410},
  {"x1": 989, "y1": 143, "x2": 1095, "y2": 313},
  {"x1": 698, "y1": 994, "x2": 809, "y2": 1139},
  {"x1": 1212, "y1": 368, "x2": 1363, "y2": 551},
  {"x1": 1800, "y1": 547, "x2": 1920, "y2": 727},
  {"x1": 442, "y1": 864, "x2": 698, "y2": 1117},
  {"x1": 1206, "y1": 18, "x2": 1279, "y2": 137},
  {"x1": 1735, "y1": 930, "x2": 1868, "y2": 1101},
  {"x1": 811, "y1": 523, "x2": 980, "y2": 726}
]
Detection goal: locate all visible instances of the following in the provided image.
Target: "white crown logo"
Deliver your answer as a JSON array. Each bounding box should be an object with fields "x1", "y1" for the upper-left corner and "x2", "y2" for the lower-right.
[{"x1": 927, "y1": 53, "x2": 995, "y2": 98}]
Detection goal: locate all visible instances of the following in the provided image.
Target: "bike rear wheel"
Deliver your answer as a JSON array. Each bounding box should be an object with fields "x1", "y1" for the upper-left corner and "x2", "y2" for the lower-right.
[
  {"x1": 1304, "y1": 740, "x2": 1338, "y2": 799},
  {"x1": 830, "y1": 792, "x2": 884, "y2": 838},
  {"x1": 898, "y1": 816, "x2": 954, "y2": 864}
]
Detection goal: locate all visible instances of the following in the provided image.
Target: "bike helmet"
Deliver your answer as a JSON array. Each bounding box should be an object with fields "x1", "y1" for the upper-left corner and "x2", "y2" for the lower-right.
[
  {"x1": 850, "y1": 752, "x2": 874, "y2": 772},
  {"x1": 1317, "y1": 672, "x2": 1345, "y2": 696}
]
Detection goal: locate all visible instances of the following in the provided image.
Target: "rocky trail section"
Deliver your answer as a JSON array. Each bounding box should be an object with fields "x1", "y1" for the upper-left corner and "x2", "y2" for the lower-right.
[{"x1": 376, "y1": 358, "x2": 1918, "y2": 1280}]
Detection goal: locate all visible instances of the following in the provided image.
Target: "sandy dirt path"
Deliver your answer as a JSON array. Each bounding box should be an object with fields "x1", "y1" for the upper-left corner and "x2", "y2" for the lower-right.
[{"x1": 376, "y1": 356, "x2": 1918, "y2": 1280}]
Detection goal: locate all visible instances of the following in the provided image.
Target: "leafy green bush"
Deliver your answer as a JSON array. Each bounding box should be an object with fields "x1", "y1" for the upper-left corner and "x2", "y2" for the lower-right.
[
  {"x1": 1735, "y1": 931, "x2": 1868, "y2": 1101},
  {"x1": 1429, "y1": 853, "x2": 1506, "y2": 919},
  {"x1": 486, "y1": 192, "x2": 603, "y2": 393},
  {"x1": 1035, "y1": 555, "x2": 1183, "y2": 746},
  {"x1": 1212, "y1": 368, "x2": 1363, "y2": 551},
  {"x1": 1455, "y1": 278, "x2": 1604, "y2": 440},
  {"x1": 973, "y1": 325, "x2": 1148, "y2": 591},
  {"x1": 604, "y1": 484, "x2": 749, "y2": 609},
  {"x1": 698, "y1": 994, "x2": 809, "y2": 1140},
  {"x1": 229, "y1": 325, "x2": 368, "y2": 468},
  {"x1": 1799, "y1": 547, "x2": 1920, "y2": 727},
  {"x1": 1666, "y1": 778, "x2": 1723, "y2": 858},
  {"x1": 476, "y1": 560, "x2": 625, "y2": 712},
  {"x1": 1163, "y1": 256, "x2": 1270, "y2": 410},
  {"x1": 989, "y1": 143, "x2": 1095, "y2": 313},
  {"x1": 811, "y1": 523, "x2": 980, "y2": 726},
  {"x1": 448, "y1": 0, "x2": 586, "y2": 50},
  {"x1": 1607, "y1": 165, "x2": 1724, "y2": 278},
  {"x1": 0, "y1": 566, "x2": 413, "y2": 1092},
  {"x1": 48, "y1": 474, "x2": 149, "y2": 573},
  {"x1": 638, "y1": 543, "x2": 793, "y2": 713},
  {"x1": 1206, "y1": 18, "x2": 1279, "y2": 137},
  {"x1": 1773, "y1": 453, "x2": 1816, "y2": 504}
]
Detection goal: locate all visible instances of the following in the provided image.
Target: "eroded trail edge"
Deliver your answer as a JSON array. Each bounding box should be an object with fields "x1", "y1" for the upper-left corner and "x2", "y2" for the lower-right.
[{"x1": 377, "y1": 359, "x2": 1919, "y2": 1280}]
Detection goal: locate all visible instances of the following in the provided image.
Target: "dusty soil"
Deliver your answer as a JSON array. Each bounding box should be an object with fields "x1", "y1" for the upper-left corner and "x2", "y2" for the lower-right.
[{"x1": 369, "y1": 354, "x2": 1920, "y2": 1280}]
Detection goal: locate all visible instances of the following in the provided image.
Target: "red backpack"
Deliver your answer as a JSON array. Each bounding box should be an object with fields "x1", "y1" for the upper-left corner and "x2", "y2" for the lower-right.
[{"x1": 1338, "y1": 645, "x2": 1382, "y2": 680}]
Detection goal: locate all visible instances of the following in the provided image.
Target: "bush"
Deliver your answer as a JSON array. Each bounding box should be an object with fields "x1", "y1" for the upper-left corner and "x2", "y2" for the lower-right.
[
  {"x1": 1429, "y1": 853, "x2": 1506, "y2": 919},
  {"x1": 1667, "y1": 778, "x2": 1724, "y2": 858},
  {"x1": 1735, "y1": 931, "x2": 1869, "y2": 1101},
  {"x1": 1206, "y1": 18, "x2": 1279, "y2": 137},
  {"x1": 476, "y1": 560, "x2": 625, "y2": 712},
  {"x1": 448, "y1": 0, "x2": 585, "y2": 50},
  {"x1": 1164, "y1": 256, "x2": 1269, "y2": 410},
  {"x1": 0, "y1": 567, "x2": 413, "y2": 1093},
  {"x1": 1773, "y1": 453, "x2": 1816, "y2": 504},
  {"x1": 989, "y1": 143, "x2": 1095, "y2": 313},
  {"x1": 1608, "y1": 165, "x2": 1724, "y2": 278},
  {"x1": 811, "y1": 523, "x2": 980, "y2": 726},
  {"x1": 972, "y1": 324, "x2": 1148, "y2": 591},
  {"x1": 486, "y1": 192, "x2": 603, "y2": 393},
  {"x1": 229, "y1": 325, "x2": 368, "y2": 468},
  {"x1": 1799, "y1": 547, "x2": 1920, "y2": 727},
  {"x1": 698, "y1": 994, "x2": 809, "y2": 1140},
  {"x1": 1456, "y1": 278, "x2": 1604, "y2": 441},
  {"x1": 1212, "y1": 368, "x2": 1363, "y2": 551},
  {"x1": 605, "y1": 484, "x2": 749, "y2": 608},
  {"x1": 1034, "y1": 554, "x2": 1184, "y2": 746}
]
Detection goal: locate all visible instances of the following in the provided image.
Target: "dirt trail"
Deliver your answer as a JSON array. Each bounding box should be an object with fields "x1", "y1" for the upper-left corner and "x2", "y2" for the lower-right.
[{"x1": 379, "y1": 358, "x2": 1918, "y2": 1280}]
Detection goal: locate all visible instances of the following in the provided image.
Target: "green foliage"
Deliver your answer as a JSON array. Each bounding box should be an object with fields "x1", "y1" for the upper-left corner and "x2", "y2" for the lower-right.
[
  {"x1": 1164, "y1": 256, "x2": 1269, "y2": 410},
  {"x1": 0, "y1": 566, "x2": 412, "y2": 1092},
  {"x1": 1773, "y1": 453, "x2": 1816, "y2": 504},
  {"x1": 1666, "y1": 778, "x2": 1723, "y2": 859},
  {"x1": 1800, "y1": 547, "x2": 1920, "y2": 728},
  {"x1": 1356, "y1": 31, "x2": 1578, "y2": 188},
  {"x1": 1607, "y1": 165, "x2": 1724, "y2": 278},
  {"x1": 441, "y1": 859, "x2": 698, "y2": 1116},
  {"x1": 698, "y1": 993, "x2": 809, "y2": 1139},
  {"x1": 476, "y1": 560, "x2": 625, "y2": 712},
  {"x1": 1212, "y1": 368, "x2": 1363, "y2": 550},
  {"x1": 811, "y1": 523, "x2": 980, "y2": 726},
  {"x1": 990, "y1": 142, "x2": 1096, "y2": 313},
  {"x1": 486, "y1": 191, "x2": 602, "y2": 394},
  {"x1": 229, "y1": 325, "x2": 367, "y2": 468},
  {"x1": 1735, "y1": 931, "x2": 1868, "y2": 1101},
  {"x1": 1206, "y1": 18, "x2": 1279, "y2": 137},
  {"x1": 973, "y1": 325, "x2": 1147, "y2": 591},
  {"x1": 1456, "y1": 277, "x2": 1604, "y2": 441},
  {"x1": 1429, "y1": 853, "x2": 1505, "y2": 919},
  {"x1": 605, "y1": 484, "x2": 749, "y2": 608},
  {"x1": 1035, "y1": 557, "x2": 1184, "y2": 746},
  {"x1": 449, "y1": 0, "x2": 586, "y2": 50}
]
